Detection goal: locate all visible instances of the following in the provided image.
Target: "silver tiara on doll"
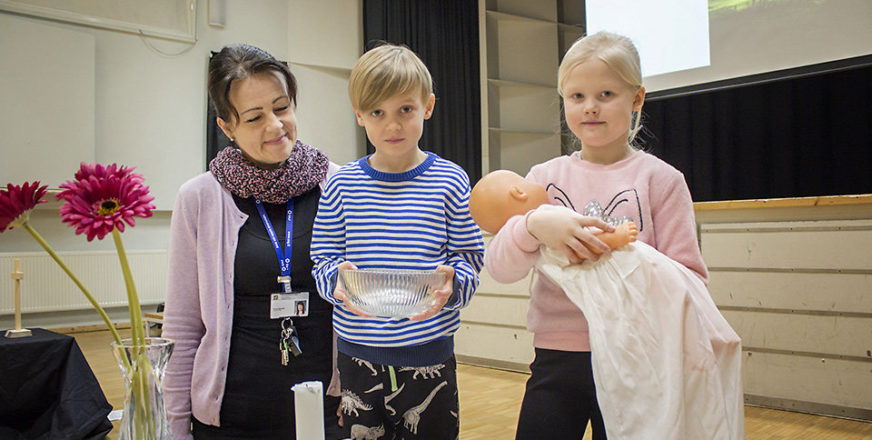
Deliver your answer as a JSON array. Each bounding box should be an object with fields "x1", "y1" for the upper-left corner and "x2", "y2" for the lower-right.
[{"x1": 583, "y1": 201, "x2": 634, "y2": 227}]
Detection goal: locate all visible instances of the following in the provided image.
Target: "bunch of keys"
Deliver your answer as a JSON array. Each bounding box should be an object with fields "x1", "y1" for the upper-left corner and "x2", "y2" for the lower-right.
[{"x1": 280, "y1": 318, "x2": 302, "y2": 366}]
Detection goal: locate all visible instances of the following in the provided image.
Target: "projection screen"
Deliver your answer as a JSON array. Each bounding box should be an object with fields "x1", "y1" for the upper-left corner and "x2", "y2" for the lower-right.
[{"x1": 586, "y1": 0, "x2": 872, "y2": 93}]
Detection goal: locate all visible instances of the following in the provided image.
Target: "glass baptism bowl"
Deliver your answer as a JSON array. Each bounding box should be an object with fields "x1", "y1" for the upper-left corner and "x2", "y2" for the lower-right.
[{"x1": 338, "y1": 268, "x2": 447, "y2": 318}]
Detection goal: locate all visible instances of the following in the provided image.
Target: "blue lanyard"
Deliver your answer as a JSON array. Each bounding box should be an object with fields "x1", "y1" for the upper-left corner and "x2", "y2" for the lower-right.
[{"x1": 254, "y1": 198, "x2": 294, "y2": 291}]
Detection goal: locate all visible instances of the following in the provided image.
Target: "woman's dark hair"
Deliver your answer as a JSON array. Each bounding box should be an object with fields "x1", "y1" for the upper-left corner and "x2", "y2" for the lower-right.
[{"x1": 208, "y1": 44, "x2": 297, "y2": 124}]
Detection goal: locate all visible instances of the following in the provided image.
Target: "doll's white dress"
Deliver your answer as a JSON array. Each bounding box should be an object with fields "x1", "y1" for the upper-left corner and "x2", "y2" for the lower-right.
[{"x1": 538, "y1": 241, "x2": 744, "y2": 440}]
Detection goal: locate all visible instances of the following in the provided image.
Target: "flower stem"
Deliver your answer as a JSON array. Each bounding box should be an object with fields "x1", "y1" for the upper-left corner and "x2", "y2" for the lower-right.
[
  {"x1": 112, "y1": 229, "x2": 155, "y2": 438},
  {"x1": 24, "y1": 223, "x2": 123, "y2": 346},
  {"x1": 112, "y1": 228, "x2": 144, "y2": 347},
  {"x1": 131, "y1": 347, "x2": 154, "y2": 440}
]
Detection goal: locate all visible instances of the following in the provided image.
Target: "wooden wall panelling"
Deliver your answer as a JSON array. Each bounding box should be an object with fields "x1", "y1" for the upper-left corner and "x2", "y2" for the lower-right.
[
  {"x1": 721, "y1": 310, "x2": 871, "y2": 359},
  {"x1": 457, "y1": 235, "x2": 535, "y2": 371},
  {"x1": 462, "y1": 294, "x2": 528, "y2": 326},
  {"x1": 700, "y1": 218, "x2": 872, "y2": 418},
  {"x1": 455, "y1": 322, "x2": 534, "y2": 371},
  {"x1": 701, "y1": 220, "x2": 872, "y2": 270},
  {"x1": 708, "y1": 271, "x2": 872, "y2": 313},
  {"x1": 743, "y1": 351, "x2": 872, "y2": 417},
  {"x1": 456, "y1": 268, "x2": 534, "y2": 370},
  {"x1": 477, "y1": 269, "x2": 533, "y2": 297}
]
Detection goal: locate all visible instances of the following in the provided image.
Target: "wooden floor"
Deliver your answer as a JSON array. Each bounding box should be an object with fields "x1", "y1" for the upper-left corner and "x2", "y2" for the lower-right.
[{"x1": 69, "y1": 328, "x2": 872, "y2": 439}]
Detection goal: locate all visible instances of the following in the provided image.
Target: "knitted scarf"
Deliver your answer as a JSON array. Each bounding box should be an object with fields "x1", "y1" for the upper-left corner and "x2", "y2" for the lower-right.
[{"x1": 209, "y1": 141, "x2": 329, "y2": 203}]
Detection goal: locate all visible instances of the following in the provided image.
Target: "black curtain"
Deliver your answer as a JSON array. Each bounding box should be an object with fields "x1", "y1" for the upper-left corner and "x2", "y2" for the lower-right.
[
  {"x1": 362, "y1": 0, "x2": 482, "y2": 183},
  {"x1": 643, "y1": 62, "x2": 872, "y2": 202}
]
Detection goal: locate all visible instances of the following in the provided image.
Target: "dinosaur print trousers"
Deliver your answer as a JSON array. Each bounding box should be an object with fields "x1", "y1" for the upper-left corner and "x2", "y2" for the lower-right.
[{"x1": 338, "y1": 353, "x2": 459, "y2": 440}]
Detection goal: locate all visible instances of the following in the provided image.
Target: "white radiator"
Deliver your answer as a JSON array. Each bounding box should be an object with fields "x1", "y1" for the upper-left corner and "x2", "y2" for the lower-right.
[{"x1": 0, "y1": 251, "x2": 167, "y2": 314}]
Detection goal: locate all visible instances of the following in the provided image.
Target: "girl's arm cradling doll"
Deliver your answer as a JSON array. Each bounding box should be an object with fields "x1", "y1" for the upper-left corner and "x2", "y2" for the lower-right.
[{"x1": 470, "y1": 169, "x2": 635, "y2": 259}]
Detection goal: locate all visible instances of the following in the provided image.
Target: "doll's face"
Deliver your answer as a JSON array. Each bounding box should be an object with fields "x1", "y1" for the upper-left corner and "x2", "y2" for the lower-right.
[{"x1": 470, "y1": 170, "x2": 548, "y2": 234}]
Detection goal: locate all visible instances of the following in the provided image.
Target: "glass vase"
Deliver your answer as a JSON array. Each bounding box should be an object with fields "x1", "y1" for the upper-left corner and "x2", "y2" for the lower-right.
[{"x1": 111, "y1": 337, "x2": 175, "y2": 440}]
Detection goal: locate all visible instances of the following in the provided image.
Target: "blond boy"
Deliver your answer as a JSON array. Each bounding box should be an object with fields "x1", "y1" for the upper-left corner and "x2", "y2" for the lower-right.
[{"x1": 311, "y1": 44, "x2": 484, "y2": 439}]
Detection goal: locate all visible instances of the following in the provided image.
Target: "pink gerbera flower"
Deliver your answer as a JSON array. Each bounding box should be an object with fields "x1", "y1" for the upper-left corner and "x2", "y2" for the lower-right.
[
  {"x1": 0, "y1": 181, "x2": 48, "y2": 233},
  {"x1": 56, "y1": 163, "x2": 156, "y2": 241}
]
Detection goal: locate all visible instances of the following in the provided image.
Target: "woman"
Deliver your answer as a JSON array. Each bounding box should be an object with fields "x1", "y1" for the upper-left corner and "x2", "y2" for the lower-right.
[{"x1": 162, "y1": 44, "x2": 346, "y2": 439}]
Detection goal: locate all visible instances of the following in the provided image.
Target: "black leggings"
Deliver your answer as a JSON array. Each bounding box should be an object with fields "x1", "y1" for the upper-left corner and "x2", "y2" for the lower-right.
[{"x1": 515, "y1": 348, "x2": 607, "y2": 440}]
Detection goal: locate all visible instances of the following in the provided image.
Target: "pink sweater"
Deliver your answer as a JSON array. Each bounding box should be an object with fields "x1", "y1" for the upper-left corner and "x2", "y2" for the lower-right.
[
  {"x1": 484, "y1": 151, "x2": 708, "y2": 352},
  {"x1": 162, "y1": 164, "x2": 337, "y2": 440}
]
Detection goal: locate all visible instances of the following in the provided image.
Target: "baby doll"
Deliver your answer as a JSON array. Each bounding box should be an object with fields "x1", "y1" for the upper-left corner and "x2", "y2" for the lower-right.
[
  {"x1": 470, "y1": 169, "x2": 639, "y2": 252},
  {"x1": 471, "y1": 170, "x2": 743, "y2": 440}
]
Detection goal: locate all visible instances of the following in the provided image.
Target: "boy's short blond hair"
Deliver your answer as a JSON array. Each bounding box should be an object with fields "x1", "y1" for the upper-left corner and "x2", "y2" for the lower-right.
[{"x1": 348, "y1": 44, "x2": 433, "y2": 111}]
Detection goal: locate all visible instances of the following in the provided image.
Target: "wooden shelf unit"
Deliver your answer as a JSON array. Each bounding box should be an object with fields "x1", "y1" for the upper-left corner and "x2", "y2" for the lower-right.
[{"x1": 479, "y1": 0, "x2": 585, "y2": 177}]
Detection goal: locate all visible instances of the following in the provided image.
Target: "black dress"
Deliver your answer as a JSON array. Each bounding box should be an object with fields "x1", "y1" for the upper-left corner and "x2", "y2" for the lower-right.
[{"x1": 192, "y1": 187, "x2": 347, "y2": 439}]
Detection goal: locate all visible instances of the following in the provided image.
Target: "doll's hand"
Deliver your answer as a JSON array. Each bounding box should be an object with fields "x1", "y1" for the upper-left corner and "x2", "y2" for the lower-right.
[
  {"x1": 409, "y1": 265, "x2": 455, "y2": 321},
  {"x1": 333, "y1": 261, "x2": 374, "y2": 317},
  {"x1": 526, "y1": 205, "x2": 615, "y2": 264}
]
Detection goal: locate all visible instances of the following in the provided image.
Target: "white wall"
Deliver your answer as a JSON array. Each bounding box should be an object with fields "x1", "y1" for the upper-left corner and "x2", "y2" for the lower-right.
[
  {"x1": 0, "y1": 0, "x2": 285, "y2": 209},
  {"x1": 287, "y1": 0, "x2": 365, "y2": 166},
  {"x1": 0, "y1": 0, "x2": 364, "y2": 210},
  {"x1": 0, "y1": 0, "x2": 363, "y2": 328},
  {"x1": 0, "y1": 14, "x2": 95, "y2": 188}
]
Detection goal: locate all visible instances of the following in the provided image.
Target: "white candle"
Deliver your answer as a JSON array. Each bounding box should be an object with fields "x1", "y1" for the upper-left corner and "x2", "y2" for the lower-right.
[{"x1": 292, "y1": 380, "x2": 325, "y2": 440}]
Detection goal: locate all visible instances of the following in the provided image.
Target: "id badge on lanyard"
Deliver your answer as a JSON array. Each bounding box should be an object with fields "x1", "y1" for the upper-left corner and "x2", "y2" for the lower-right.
[
  {"x1": 270, "y1": 292, "x2": 309, "y2": 319},
  {"x1": 255, "y1": 198, "x2": 307, "y2": 364}
]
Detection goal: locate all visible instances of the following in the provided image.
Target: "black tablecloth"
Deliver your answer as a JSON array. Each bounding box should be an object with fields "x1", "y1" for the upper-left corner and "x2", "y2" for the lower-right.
[{"x1": 0, "y1": 328, "x2": 112, "y2": 440}]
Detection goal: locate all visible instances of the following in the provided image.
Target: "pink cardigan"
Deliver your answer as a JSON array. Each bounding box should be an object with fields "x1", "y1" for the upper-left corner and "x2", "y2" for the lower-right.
[
  {"x1": 484, "y1": 151, "x2": 708, "y2": 352},
  {"x1": 162, "y1": 164, "x2": 337, "y2": 440}
]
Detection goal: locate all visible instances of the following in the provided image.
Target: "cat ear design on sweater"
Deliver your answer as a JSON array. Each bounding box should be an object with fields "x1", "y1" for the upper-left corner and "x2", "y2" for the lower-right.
[{"x1": 544, "y1": 183, "x2": 644, "y2": 232}]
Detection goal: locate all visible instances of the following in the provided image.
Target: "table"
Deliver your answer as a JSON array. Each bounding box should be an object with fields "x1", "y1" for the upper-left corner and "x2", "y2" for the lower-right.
[{"x1": 0, "y1": 328, "x2": 112, "y2": 440}]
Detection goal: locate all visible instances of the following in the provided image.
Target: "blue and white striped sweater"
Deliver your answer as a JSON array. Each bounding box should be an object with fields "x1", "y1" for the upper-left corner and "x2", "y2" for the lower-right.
[{"x1": 310, "y1": 153, "x2": 484, "y2": 364}]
